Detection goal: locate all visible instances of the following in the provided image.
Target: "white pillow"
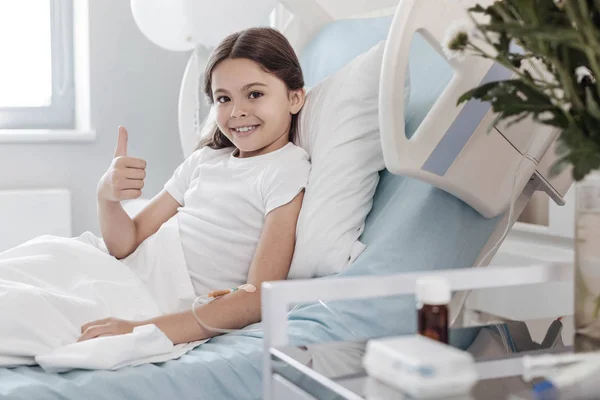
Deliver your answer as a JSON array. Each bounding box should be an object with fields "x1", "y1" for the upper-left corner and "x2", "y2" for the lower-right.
[{"x1": 289, "y1": 40, "x2": 410, "y2": 278}]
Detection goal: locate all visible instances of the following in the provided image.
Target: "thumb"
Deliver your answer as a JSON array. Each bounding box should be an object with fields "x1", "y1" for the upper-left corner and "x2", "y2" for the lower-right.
[{"x1": 114, "y1": 126, "x2": 128, "y2": 158}]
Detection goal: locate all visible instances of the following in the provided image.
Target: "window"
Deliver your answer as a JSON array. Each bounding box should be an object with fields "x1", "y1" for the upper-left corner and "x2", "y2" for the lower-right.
[{"x1": 0, "y1": 0, "x2": 74, "y2": 129}]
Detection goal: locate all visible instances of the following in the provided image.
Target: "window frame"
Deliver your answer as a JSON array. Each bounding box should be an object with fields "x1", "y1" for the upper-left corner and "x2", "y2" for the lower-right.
[{"x1": 0, "y1": 0, "x2": 74, "y2": 129}]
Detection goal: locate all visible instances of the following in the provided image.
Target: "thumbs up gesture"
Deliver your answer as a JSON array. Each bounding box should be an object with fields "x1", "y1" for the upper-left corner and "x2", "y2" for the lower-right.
[{"x1": 97, "y1": 126, "x2": 147, "y2": 202}]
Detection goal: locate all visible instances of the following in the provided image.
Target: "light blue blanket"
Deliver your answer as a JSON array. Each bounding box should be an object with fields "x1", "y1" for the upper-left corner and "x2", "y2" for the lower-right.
[{"x1": 0, "y1": 17, "x2": 500, "y2": 400}]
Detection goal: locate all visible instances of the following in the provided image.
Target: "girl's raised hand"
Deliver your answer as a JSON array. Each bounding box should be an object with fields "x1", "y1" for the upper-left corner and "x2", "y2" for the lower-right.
[{"x1": 97, "y1": 126, "x2": 147, "y2": 202}]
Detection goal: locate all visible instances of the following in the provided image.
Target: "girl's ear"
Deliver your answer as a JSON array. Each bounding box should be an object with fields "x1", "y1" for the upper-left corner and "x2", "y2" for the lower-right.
[{"x1": 289, "y1": 88, "x2": 306, "y2": 115}]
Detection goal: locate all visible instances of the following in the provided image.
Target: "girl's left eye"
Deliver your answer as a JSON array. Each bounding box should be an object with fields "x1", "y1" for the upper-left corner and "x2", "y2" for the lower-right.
[{"x1": 249, "y1": 91, "x2": 263, "y2": 99}]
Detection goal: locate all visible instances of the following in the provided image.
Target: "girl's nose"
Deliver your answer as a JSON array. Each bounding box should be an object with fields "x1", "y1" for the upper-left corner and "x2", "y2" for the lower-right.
[{"x1": 231, "y1": 108, "x2": 248, "y2": 119}]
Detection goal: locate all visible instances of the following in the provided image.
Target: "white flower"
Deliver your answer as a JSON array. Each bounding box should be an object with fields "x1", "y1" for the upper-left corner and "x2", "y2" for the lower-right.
[
  {"x1": 546, "y1": 87, "x2": 564, "y2": 100},
  {"x1": 560, "y1": 102, "x2": 572, "y2": 113},
  {"x1": 538, "y1": 111, "x2": 554, "y2": 121},
  {"x1": 550, "y1": 94, "x2": 572, "y2": 113},
  {"x1": 443, "y1": 20, "x2": 472, "y2": 61},
  {"x1": 516, "y1": 91, "x2": 528, "y2": 101},
  {"x1": 471, "y1": 10, "x2": 491, "y2": 26},
  {"x1": 486, "y1": 31, "x2": 501, "y2": 45},
  {"x1": 468, "y1": 27, "x2": 499, "y2": 59},
  {"x1": 575, "y1": 66, "x2": 594, "y2": 83}
]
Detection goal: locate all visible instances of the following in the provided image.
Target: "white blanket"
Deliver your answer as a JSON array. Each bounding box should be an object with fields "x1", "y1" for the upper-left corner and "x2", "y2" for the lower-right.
[{"x1": 0, "y1": 216, "x2": 206, "y2": 372}]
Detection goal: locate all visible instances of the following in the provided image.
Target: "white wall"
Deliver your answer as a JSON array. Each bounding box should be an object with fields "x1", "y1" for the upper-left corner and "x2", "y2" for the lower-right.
[
  {"x1": 0, "y1": 0, "x2": 190, "y2": 236},
  {"x1": 317, "y1": 0, "x2": 398, "y2": 18}
]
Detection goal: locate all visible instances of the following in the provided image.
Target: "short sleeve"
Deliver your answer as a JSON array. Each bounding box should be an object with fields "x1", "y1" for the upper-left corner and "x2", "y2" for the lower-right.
[
  {"x1": 262, "y1": 159, "x2": 311, "y2": 216},
  {"x1": 164, "y1": 149, "x2": 204, "y2": 206}
]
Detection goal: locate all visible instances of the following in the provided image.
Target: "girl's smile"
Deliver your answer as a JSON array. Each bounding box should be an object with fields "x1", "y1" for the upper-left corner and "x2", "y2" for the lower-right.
[{"x1": 230, "y1": 124, "x2": 260, "y2": 137}]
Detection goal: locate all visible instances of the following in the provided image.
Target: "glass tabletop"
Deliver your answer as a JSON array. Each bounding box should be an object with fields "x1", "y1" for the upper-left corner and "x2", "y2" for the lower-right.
[{"x1": 269, "y1": 317, "x2": 594, "y2": 400}]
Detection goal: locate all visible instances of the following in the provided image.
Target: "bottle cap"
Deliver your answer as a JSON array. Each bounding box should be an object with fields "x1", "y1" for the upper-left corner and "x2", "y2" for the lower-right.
[{"x1": 415, "y1": 276, "x2": 451, "y2": 305}]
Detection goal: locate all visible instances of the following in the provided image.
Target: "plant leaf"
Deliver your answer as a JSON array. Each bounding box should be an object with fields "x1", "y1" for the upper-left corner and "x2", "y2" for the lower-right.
[
  {"x1": 504, "y1": 112, "x2": 531, "y2": 128},
  {"x1": 585, "y1": 86, "x2": 600, "y2": 120},
  {"x1": 457, "y1": 81, "x2": 505, "y2": 105},
  {"x1": 468, "y1": 4, "x2": 487, "y2": 13}
]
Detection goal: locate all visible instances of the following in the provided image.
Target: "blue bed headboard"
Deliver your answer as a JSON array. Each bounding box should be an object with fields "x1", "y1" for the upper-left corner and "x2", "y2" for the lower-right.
[{"x1": 300, "y1": 16, "x2": 394, "y2": 88}]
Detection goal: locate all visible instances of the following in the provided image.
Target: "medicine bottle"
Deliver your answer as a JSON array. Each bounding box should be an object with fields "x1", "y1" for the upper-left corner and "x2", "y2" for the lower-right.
[{"x1": 416, "y1": 277, "x2": 451, "y2": 344}]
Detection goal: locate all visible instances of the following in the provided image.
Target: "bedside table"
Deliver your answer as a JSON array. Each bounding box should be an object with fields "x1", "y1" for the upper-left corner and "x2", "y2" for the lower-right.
[
  {"x1": 261, "y1": 262, "x2": 574, "y2": 400},
  {"x1": 269, "y1": 319, "x2": 578, "y2": 400}
]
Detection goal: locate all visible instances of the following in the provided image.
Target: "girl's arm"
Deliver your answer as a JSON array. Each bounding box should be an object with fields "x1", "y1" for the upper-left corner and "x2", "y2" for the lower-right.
[
  {"x1": 98, "y1": 127, "x2": 180, "y2": 259},
  {"x1": 99, "y1": 190, "x2": 180, "y2": 260},
  {"x1": 79, "y1": 191, "x2": 304, "y2": 344}
]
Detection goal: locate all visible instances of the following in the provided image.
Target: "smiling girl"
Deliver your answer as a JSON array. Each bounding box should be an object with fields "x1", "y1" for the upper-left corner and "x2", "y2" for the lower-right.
[{"x1": 85, "y1": 27, "x2": 310, "y2": 344}]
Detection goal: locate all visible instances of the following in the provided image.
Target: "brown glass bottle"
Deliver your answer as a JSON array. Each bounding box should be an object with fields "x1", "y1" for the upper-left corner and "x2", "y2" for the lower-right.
[
  {"x1": 418, "y1": 303, "x2": 449, "y2": 344},
  {"x1": 416, "y1": 277, "x2": 451, "y2": 344}
]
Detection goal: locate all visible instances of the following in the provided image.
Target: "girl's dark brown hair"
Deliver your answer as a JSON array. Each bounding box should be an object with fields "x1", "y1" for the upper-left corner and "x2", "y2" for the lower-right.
[{"x1": 196, "y1": 27, "x2": 304, "y2": 150}]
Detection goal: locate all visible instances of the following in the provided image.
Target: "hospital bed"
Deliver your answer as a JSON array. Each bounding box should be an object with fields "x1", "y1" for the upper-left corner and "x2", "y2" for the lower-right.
[
  {"x1": 260, "y1": 1, "x2": 573, "y2": 397},
  {"x1": 0, "y1": 1, "x2": 573, "y2": 399}
]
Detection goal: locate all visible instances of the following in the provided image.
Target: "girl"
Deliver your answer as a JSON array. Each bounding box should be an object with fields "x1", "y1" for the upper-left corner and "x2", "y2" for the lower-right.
[{"x1": 80, "y1": 27, "x2": 310, "y2": 344}]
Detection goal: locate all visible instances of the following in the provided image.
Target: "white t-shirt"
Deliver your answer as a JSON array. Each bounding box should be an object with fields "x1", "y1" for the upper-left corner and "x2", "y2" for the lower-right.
[{"x1": 164, "y1": 142, "x2": 311, "y2": 295}]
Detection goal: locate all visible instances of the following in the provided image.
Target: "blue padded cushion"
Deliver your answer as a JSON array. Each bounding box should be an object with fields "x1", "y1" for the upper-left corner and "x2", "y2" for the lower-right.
[
  {"x1": 300, "y1": 16, "x2": 394, "y2": 87},
  {"x1": 290, "y1": 16, "x2": 500, "y2": 347}
]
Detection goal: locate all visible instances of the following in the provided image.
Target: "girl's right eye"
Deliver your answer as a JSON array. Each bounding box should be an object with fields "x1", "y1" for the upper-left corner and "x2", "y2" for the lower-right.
[{"x1": 216, "y1": 96, "x2": 230, "y2": 104}]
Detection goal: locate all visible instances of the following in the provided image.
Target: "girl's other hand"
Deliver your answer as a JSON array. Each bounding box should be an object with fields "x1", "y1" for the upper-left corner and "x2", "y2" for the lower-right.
[
  {"x1": 78, "y1": 317, "x2": 139, "y2": 342},
  {"x1": 97, "y1": 126, "x2": 147, "y2": 202}
]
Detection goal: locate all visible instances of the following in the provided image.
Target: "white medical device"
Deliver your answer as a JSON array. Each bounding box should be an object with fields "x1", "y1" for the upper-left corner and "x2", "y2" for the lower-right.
[
  {"x1": 379, "y1": 0, "x2": 564, "y2": 218},
  {"x1": 363, "y1": 334, "x2": 478, "y2": 398}
]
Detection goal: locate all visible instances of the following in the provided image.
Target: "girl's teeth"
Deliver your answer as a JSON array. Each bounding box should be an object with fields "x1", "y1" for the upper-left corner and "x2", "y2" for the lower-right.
[{"x1": 235, "y1": 126, "x2": 256, "y2": 133}]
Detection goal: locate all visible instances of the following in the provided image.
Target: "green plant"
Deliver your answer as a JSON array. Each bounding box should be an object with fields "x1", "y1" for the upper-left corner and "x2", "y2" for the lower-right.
[{"x1": 447, "y1": 0, "x2": 600, "y2": 180}]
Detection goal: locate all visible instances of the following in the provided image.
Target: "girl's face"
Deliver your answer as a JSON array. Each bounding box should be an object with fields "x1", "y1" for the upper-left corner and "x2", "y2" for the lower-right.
[{"x1": 211, "y1": 58, "x2": 305, "y2": 158}]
